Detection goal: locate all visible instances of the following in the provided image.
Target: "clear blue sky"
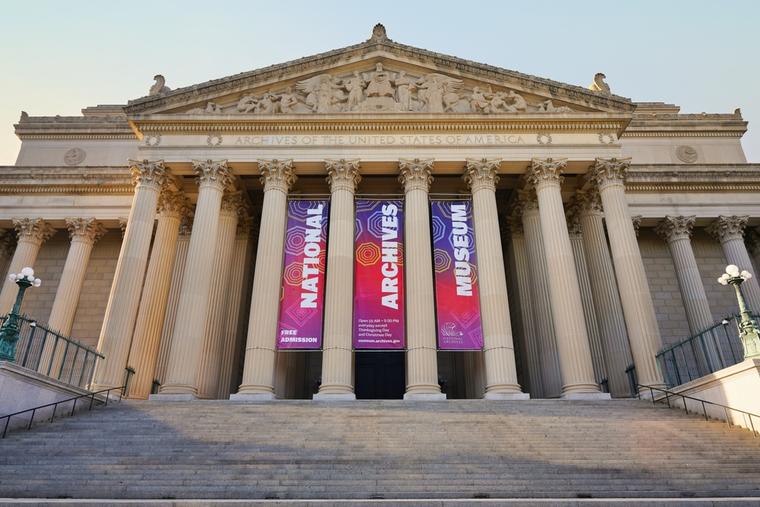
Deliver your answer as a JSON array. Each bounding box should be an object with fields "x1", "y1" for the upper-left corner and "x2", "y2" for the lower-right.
[{"x1": 1, "y1": 1, "x2": 758, "y2": 163}]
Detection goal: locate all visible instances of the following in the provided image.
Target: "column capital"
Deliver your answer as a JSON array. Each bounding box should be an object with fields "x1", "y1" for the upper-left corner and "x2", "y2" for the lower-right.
[
  {"x1": 118, "y1": 218, "x2": 128, "y2": 238},
  {"x1": 565, "y1": 201, "x2": 583, "y2": 236},
  {"x1": 65, "y1": 218, "x2": 107, "y2": 244},
  {"x1": 656, "y1": 215, "x2": 695, "y2": 243},
  {"x1": 399, "y1": 158, "x2": 434, "y2": 192},
  {"x1": 515, "y1": 187, "x2": 539, "y2": 215},
  {"x1": 527, "y1": 158, "x2": 567, "y2": 188},
  {"x1": 464, "y1": 158, "x2": 501, "y2": 192},
  {"x1": 325, "y1": 159, "x2": 361, "y2": 193},
  {"x1": 158, "y1": 189, "x2": 191, "y2": 219},
  {"x1": 506, "y1": 213, "x2": 524, "y2": 235},
  {"x1": 708, "y1": 215, "x2": 749, "y2": 243},
  {"x1": 576, "y1": 188, "x2": 603, "y2": 216},
  {"x1": 0, "y1": 230, "x2": 16, "y2": 258},
  {"x1": 179, "y1": 212, "x2": 194, "y2": 236},
  {"x1": 129, "y1": 159, "x2": 167, "y2": 189},
  {"x1": 631, "y1": 215, "x2": 643, "y2": 237},
  {"x1": 12, "y1": 218, "x2": 55, "y2": 244},
  {"x1": 192, "y1": 159, "x2": 234, "y2": 191},
  {"x1": 588, "y1": 157, "x2": 632, "y2": 189},
  {"x1": 258, "y1": 159, "x2": 297, "y2": 193},
  {"x1": 220, "y1": 191, "x2": 246, "y2": 217}
]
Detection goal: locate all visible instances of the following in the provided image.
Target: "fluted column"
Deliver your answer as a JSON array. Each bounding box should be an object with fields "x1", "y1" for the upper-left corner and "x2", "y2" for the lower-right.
[
  {"x1": 519, "y1": 189, "x2": 562, "y2": 398},
  {"x1": 156, "y1": 160, "x2": 233, "y2": 398},
  {"x1": 233, "y1": 160, "x2": 296, "y2": 399},
  {"x1": 589, "y1": 158, "x2": 664, "y2": 391},
  {"x1": 507, "y1": 215, "x2": 543, "y2": 398},
  {"x1": 577, "y1": 189, "x2": 633, "y2": 397},
  {"x1": 315, "y1": 159, "x2": 361, "y2": 400},
  {"x1": 126, "y1": 190, "x2": 188, "y2": 399},
  {"x1": 566, "y1": 205, "x2": 608, "y2": 385},
  {"x1": 154, "y1": 216, "x2": 192, "y2": 385},
  {"x1": 217, "y1": 214, "x2": 253, "y2": 399},
  {"x1": 0, "y1": 219, "x2": 54, "y2": 315},
  {"x1": 528, "y1": 159, "x2": 605, "y2": 398},
  {"x1": 463, "y1": 159, "x2": 527, "y2": 399},
  {"x1": 399, "y1": 158, "x2": 444, "y2": 400},
  {"x1": 0, "y1": 231, "x2": 17, "y2": 283},
  {"x1": 708, "y1": 216, "x2": 760, "y2": 315},
  {"x1": 195, "y1": 192, "x2": 241, "y2": 399},
  {"x1": 93, "y1": 160, "x2": 166, "y2": 391}
]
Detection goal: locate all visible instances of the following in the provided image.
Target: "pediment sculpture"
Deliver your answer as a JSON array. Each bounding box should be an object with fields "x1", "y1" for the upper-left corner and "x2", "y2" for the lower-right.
[{"x1": 185, "y1": 64, "x2": 574, "y2": 115}]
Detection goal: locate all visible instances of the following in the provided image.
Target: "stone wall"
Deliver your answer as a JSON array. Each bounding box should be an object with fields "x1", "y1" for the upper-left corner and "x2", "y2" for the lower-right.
[{"x1": 19, "y1": 230, "x2": 121, "y2": 349}]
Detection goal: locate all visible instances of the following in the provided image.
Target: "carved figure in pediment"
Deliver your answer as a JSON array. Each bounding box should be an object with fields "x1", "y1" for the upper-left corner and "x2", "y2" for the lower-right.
[
  {"x1": 341, "y1": 71, "x2": 367, "y2": 111},
  {"x1": 395, "y1": 71, "x2": 414, "y2": 111},
  {"x1": 205, "y1": 102, "x2": 223, "y2": 113},
  {"x1": 278, "y1": 87, "x2": 299, "y2": 114},
  {"x1": 256, "y1": 92, "x2": 280, "y2": 114},
  {"x1": 470, "y1": 87, "x2": 491, "y2": 113},
  {"x1": 237, "y1": 95, "x2": 258, "y2": 113},
  {"x1": 417, "y1": 73, "x2": 463, "y2": 113},
  {"x1": 503, "y1": 91, "x2": 528, "y2": 113},
  {"x1": 364, "y1": 63, "x2": 395, "y2": 98},
  {"x1": 538, "y1": 99, "x2": 572, "y2": 113},
  {"x1": 297, "y1": 74, "x2": 343, "y2": 113}
]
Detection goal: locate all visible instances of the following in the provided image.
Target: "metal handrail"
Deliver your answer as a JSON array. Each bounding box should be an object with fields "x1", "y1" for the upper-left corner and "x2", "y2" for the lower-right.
[
  {"x1": 637, "y1": 383, "x2": 759, "y2": 437},
  {"x1": 0, "y1": 385, "x2": 126, "y2": 438}
]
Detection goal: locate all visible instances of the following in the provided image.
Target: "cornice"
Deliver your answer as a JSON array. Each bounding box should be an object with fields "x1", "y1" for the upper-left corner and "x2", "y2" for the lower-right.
[
  {"x1": 626, "y1": 164, "x2": 760, "y2": 192},
  {"x1": 129, "y1": 113, "x2": 631, "y2": 137},
  {"x1": 0, "y1": 166, "x2": 133, "y2": 195}
]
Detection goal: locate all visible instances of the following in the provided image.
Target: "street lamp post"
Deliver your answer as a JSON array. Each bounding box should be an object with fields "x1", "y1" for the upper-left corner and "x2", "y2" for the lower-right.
[
  {"x1": 0, "y1": 267, "x2": 42, "y2": 361},
  {"x1": 718, "y1": 264, "x2": 760, "y2": 359}
]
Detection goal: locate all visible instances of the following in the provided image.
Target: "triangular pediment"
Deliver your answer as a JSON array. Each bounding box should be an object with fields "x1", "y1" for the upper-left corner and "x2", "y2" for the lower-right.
[{"x1": 125, "y1": 25, "x2": 634, "y2": 117}]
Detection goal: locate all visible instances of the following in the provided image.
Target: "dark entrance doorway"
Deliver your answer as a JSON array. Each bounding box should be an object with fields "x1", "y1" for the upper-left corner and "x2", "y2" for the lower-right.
[{"x1": 355, "y1": 352, "x2": 405, "y2": 399}]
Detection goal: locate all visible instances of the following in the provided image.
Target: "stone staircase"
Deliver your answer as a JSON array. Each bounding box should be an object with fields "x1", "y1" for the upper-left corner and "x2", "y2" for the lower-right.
[{"x1": 1, "y1": 399, "x2": 760, "y2": 503}]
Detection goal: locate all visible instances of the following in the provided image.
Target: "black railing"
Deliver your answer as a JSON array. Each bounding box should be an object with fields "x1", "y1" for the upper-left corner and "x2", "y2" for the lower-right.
[
  {"x1": 0, "y1": 314, "x2": 103, "y2": 389},
  {"x1": 637, "y1": 383, "x2": 759, "y2": 437},
  {"x1": 655, "y1": 315, "x2": 746, "y2": 387},
  {"x1": 0, "y1": 385, "x2": 126, "y2": 438}
]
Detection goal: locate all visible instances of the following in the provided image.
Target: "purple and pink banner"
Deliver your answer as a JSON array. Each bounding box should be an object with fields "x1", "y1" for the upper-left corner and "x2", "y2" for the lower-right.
[
  {"x1": 276, "y1": 200, "x2": 329, "y2": 349},
  {"x1": 353, "y1": 199, "x2": 405, "y2": 349},
  {"x1": 431, "y1": 200, "x2": 483, "y2": 350}
]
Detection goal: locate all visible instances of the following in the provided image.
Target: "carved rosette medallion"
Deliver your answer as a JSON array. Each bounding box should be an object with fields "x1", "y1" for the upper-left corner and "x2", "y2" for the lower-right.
[
  {"x1": 536, "y1": 133, "x2": 552, "y2": 145},
  {"x1": 676, "y1": 145, "x2": 698, "y2": 164},
  {"x1": 708, "y1": 215, "x2": 749, "y2": 243},
  {"x1": 63, "y1": 148, "x2": 86, "y2": 166},
  {"x1": 192, "y1": 159, "x2": 233, "y2": 191},
  {"x1": 258, "y1": 159, "x2": 297, "y2": 193},
  {"x1": 655, "y1": 215, "x2": 696, "y2": 243},
  {"x1": 12, "y1": 218, "x2": 55, "y2": 245},
  {"x1": 398, "y1": 158, "x2": 434, "y2": 193},
  {"x1": 129, "y1": 159, "x2": 167, "y2": 189},
  {"x1": 527, "y1": 158, "x2": 567, "y2": 189},
  {"x1": 325, "y1": 159, "x2": 361, "y2": 193},
  {"x1": 588, "y1": 157, "x2": 631, "y2": 190},
  {"x1": 463, "y1": 158, "x2": 501, "y2": 192},
  {"x1": 598, "y1": 133, "x2": 615, "y2": 145},
  {"x1": 65, "y1": 218, "x2": 106, "y2": 244},
  {"x1": 144, "y1": 135, "x2": 161, "y2": 147},
  {"x1": 206, "y1": 134, "x2": 223, "y2": 147}
]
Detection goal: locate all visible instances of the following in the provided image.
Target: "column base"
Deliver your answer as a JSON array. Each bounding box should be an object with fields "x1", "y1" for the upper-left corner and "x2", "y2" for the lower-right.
[
  {"x1": 561, "y1": 391, "x2": 612, "y2": 401},
  {"x1": 229, "y1": 392, "x2": 277, "y2": 401},
  {"x1": 148, "y1": 393, "x2": 197, "y2": 402},
  {"x1": 484, "y1": 392, "x2": 530, "y2": 400},
  {"x1": 403, "y1": 392, "x2": 447, "y2": 401},
  {"x1": 312, "y1": 392, "x2": 356, "y2": 401}
]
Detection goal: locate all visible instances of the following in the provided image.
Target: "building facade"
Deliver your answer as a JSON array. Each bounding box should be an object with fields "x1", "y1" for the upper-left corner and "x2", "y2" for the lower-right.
[{"x1": 2, "y1": 25, "x2": 756, "y2": 401}]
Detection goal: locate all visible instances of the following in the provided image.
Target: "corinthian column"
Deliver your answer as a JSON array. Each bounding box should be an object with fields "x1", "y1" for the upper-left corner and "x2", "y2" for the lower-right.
[
  {"x1": 507, "y1": 214, "x2": 543, "y2": 398},
  {"x1": 399, "y1": 158, "x2": 444, "y2": 400},
  {"x1": 463, "y1": 159, "x2": 526, "y2": 399},
  {"x1": 233, "y1": 160, "x2": 296, "y2": 400},
  {"x1": 577, "y1": 189, "x2": 633, "y2": 397},
  {"x1": 0, "y1": 231, "x2": 17, "y2": 284},
  {"x1": 154, "y1": 215, "x2": 192, "y2": 385},
  {"x1": 47, "y1": 218, "x2": 106, "y2": 335},
  {"x1": 126, "y1": 189, "x2": 188, "y2": 399},
  {"x1": 708, "y1": 216, "x2": 760, "y2": 315},
  {"x1": 565, "y1": 205, "x2": 608, "y2": 385},
  {"x1": 315, "y1": 159, "x2": 361, "y2": 400},
  {"x1": 589, "y1": 158, "x2": 664, "y2": 391},
  {"x1": 519, "y1": 189, "x2": 562, "y2": 397},
  {"x1": 156, "y1": 160, "x2": 233, "y2": 399},
  {"x1": 93, "y1": 160, "x2": 166, "y2": 391},
  {"x1": 0, "y1": 219, "x2": 54, "y2": 315},
  {"x1": 196, "y1": 191, "x2": 241, "y2": 399},
  {"x1": 528, "y1": 159, "x2": 605, "y2": 398}
]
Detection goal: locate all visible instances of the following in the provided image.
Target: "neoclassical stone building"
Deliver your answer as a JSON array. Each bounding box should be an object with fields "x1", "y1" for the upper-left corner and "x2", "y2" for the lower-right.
[{"x1": 2, "y1": 25, "x2": 755, "y2": 401}]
